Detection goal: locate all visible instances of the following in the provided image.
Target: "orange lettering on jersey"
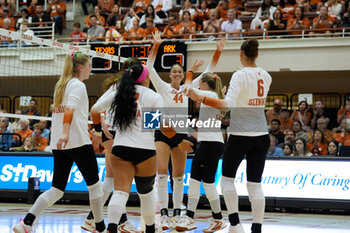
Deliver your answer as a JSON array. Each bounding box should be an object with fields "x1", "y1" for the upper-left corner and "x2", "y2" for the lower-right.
[
  {"x1": 173, "y1": 93, "x2": 183, "y2": 103},
  {"x1": 53, "y1": 105, "x2": 67, "y2": 113},
  {"x1": 248, "y1": 98, "x2": 266, "y2": 106}
]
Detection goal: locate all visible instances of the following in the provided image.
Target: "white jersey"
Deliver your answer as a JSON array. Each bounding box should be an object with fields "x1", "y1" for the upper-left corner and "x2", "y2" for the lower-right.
[
  {"x1": 96, "y1": 84, "x2": 117, "y2": 131},
  {"x1": 225, "y1": 67, "x2": 272, "y2": 136},
  {"x1": 92, "y1": 85, "x2": 163, "y2": 150},
  {"x1": 51, "y1": 78, "x2": 91, "y2": 150},
  {"x1": 194, "y1": 89, "x2": 224, "y2": 143}
]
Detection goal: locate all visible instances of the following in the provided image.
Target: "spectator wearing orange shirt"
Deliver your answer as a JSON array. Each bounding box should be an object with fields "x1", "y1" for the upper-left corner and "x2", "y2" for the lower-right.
[
  {"x1": 194, "y1": 0, "x2": 209, "y2": 30},
  {"x1": 142, "y1": 17, "x2": 158, "y2": 40},
  {"x1": 307, "y1": 129, "x2": 328, "y2": 155},
  {"x1": 22, "y1": 99, "x2": 40, "y2": 130},
  {"x1": 280, "y1": 108, "x2": 294, "y2": 133},
  {"x1": 163, "y1": 16, "x2": 181, "y2": 39},
  {"x1": 70, "y1": 22, "x2": 86, "y2": 45},
  {"x1": 337, "y1": 96, "x2": 350, "y2": 125},
  {"x1": 266, "y1": 99, "x2": 283, "y2": 124},
  {"x1": 179, "y1": 11, "x2": 196, "y2": 39},
  {"x1": 310, "y1": 5, "x2": 334, "y2": 35},
  {"x1": 216, "y1": 0, "x2": 230, "y2": 21},
  {"x1": 316, "y1": 117, "x2": 334, "y2": 143},
  {"x1": 49, "y1": 0, "x2": 66, "y2": 34},
  {"x1": 0, "y1": 7, "x2": 15, "y2": 29},
  {"x1": 287, "y1": 6, "x2": 310, "y2": 34},
  {"x1": 27, "y1": 0, "x2": 37, "y2": 15},
  {"x1": 85, "y1": 5, "x2": 106, "y2": 28},
  {"x1": 33, "y1": 123, "x2": 48, "y2": 151},
  {"x1": 15, "y1": 118, "x2": 33, "y2": 144},
  {"x1": 98, "y1": 0, "x2": 114, "y2": 15},
  {"x1": 127, "y1": 17, "x2": 144, "y2": 40},
  {"x1": 229, "y1": 0, "x2": 244, "y2": 11},
  {"x1": 334, "y1": 119, "x2": 350, "y2": 146},
  {"x1": 278, "y1": 0, "x2": 296, "y2": 20},
  {"x1": 132, "y1": 0, "x2": 150, "y2": 17},
  {"x1": 290, "y1": 100, "x2": 311, "y2": 127},
  {"x1": 105, "y1": 19, "x2": 128, "y2": 43}
]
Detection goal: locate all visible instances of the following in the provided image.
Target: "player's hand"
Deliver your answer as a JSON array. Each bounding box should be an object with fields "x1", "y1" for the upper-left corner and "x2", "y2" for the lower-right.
[
  {"x1": 152, "y1": 31, "x2": 163, "y2": 44},
  {"x1": 102, "y1": 122, "x2": 113, "y2": 140},
  {"x1": 217, "y1": 38, "x2": 226, "y2": 52},
  {"x1": 190, "y1": 59, "x2": 204, "y2": 73},
  {"x1": 178, "y1": 139, "x2": 194, "y2": 153},
  {"x1": 57, "y1": 133, "x2": 69, "y2": 149},
  {"x1": 221, "y1": 85, "x2": 227, "y2": 94},
  {"x1": 185, "y1": 87, "x2": 202, "y2": 103}
]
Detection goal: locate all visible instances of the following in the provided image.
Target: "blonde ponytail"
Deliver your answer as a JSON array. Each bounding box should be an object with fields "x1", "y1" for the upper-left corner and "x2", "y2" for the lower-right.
[{"x1": 201, "y1": 73, "x2": 224, "y2": 99}]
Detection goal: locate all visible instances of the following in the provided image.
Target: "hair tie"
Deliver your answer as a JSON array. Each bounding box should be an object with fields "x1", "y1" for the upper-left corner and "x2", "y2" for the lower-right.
[
  {"x1": 125, "y1": 68, "x2": 133, "y2": 73},
  {"x1": 71, "y1": 51, "x2": 82, "y2": 59},
  {"x1": 212, "y1": 74, "x2": 218, "y2": 80}
]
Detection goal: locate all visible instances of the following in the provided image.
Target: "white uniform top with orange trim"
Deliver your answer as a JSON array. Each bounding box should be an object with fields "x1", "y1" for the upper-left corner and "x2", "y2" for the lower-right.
[
  {"x1": 194, "y1": 89, "x2": 224, "y2": 143},
  {"x1": 225, "y1": 67, "x2": 272, "y2": 136},
  {"x1": 96, "y1": 83, "x2": 117, "y2": 131},
  {"x1": 92, "y1": 85, "x2": 163, "y2": 150},
  {"x1": 51, "y1": 78, "x2": 91, "y2": 150}
]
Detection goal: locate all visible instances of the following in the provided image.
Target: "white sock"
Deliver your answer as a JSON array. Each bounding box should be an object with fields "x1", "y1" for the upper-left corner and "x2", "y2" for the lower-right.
[
  {"x1": 139, "y1": 190, "x2": 155, "y2": 226},
  {"x1": 221, "y1": 176, "x2": 239, "y2": 214},
  {"x1": 203, "y1": 182, "x2": 221, "y2": 214},
  {"x1": 173, "y1": 176, "x2": 184, "y2": 209},
  {"x1": 157, "y1": 174, "x2": 169, "y2": 211},
  {"x1": 102, "y1": 177, "x2": 114, "y2": 204},
  {"x1": 108, "y1": 190, "x2": 129, "y2": 225},
  {"x1": 247, "y1": 182, "x2": 265, "y2": 224},
  {"x1": 29, "y1": 187, "x2": 64, "y2": 217},
  {"x1": 187, "y1": 178, "x2": 201, "y2": 213},
  {"x1": 88, "y1": 181, "x2": 104, "y2": 223}
]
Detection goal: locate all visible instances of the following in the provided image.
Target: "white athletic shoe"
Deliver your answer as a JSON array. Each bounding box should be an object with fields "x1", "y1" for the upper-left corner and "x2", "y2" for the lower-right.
[
  {"x1": 118, "y1": 221, "x2": 144, "y2": 233},
  {"x1": 12, "y1": 219, "x2": 32, "y2": 233},
  {"x1": 160, "y1": 215, "x2": 171, "y2": 230},
  {"x1": 175, "y1": 215, "x2": 197, "y2": 232},
  {"x1": 170, "y1": 215, "x2": 182, "y2": 229},
  {"x1": 81, "y1": 219, "x2": 96, "y2": 232},
  {"x1": 228, "y1": 224, "x2": 245, "y2": 233},
  {"x1": 203, "y1": 218, "x2": 227, "y2": 232}
]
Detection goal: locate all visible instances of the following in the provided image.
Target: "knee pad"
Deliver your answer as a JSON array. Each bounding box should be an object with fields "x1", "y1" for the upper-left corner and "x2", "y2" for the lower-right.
[
  {"x1": 202, "y1": 182, "x2": 219, "y2": 202},
  {"x1": 246, "y1": 182, "x2": 264, "y2": 201},
  {"x1": 42, "y1": 187, "x2": 64, "y2": 206},
  {"x1": 88, "y1": 181, "x2": 103, "y2": 200},
  {"x1": 221, "y1": 176, "x2": 237, "y2": 195},
  {"x1": 157, "y1": 174, "x2": 168, "y2": 188},
  {"x1": 188, "y1": 178, "x2": 201, "y2": 200},
  {"x1": 135, "y1": 175, "x2": 155, "y2": 194}
]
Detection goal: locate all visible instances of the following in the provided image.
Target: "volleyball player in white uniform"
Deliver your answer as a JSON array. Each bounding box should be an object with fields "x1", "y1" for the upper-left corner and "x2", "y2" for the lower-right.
[
  {"x1": 186, "y1": 39, "x2": 271, "y2": 233},
  {"x1": 147, "y1": 31, "x2": 225, "y2": 230},
  {"x1": 90, "y1": 64, "x2": 193, "y2": 233},
  {"x1": 81, "y1": 58, "x2": 142, "y2": 233},
  {"x1": 13, "y1": 52, "x2": 106, "y2": 233}
]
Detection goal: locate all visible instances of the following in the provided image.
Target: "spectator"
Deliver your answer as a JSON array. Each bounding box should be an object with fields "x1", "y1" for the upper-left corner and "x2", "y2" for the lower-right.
[
  {"x1": 48, "y1": 0, "x2": 66, "y2": 35},
  {"x1": 31, "y1": 4, "x2": 52, "y2": 36},
  {"x1": 0, "y1": 118, "x2": 12, "y2": 151},
  {"x1": 16, "y1": 8, "x2": 32, "y2": 30},
  {"x1": 207, "y1": 0, "x2": 218, "y2": 8},
  {"x1": 310, "y1": 100, "x2": 330, "y2": 129},
  {"x1": 132, "y1": 0, "x2": 150, "y2": 18},
  {"x1": 179, "y1": 0, "x2": 196, "y2": 21},
  {"x1": 325, "y1": 0, "x2": 341, "y2": 21},
  {"x1": 269, "y1": 119, "x2": 285, "y2": 145},
  {"x1": 334, "y1": 119, "x2": 350, "y2": 146},
  {"x1": 105, "y1": 19, "x2": 127, "y2": 42},
  {"x1": 327, "y1": 140, "x2": 339, "y2": 156},
  {"x1": 283, "y1": 143, "x2": 294, "y2": 156},
  {"x1": 0, "y1": 17, "x2": 15, "y2": 32},
  {"x1": 337, "y1": 96, "x2": 350, "y2": 125},
  {"x1": 293, "y1": 137, "x2": 312, "y2": 156},
  {"x1": 279, "y1": 108, "x2": 293, "y2": 132},
  {"x1": 266, "y1": 9, "x2": 287, "y2": 35},
  {"x1": 221, "y1": 9, "x2": 242, "y2": 39},
  {"x1": 316, "y1": 117, "x2": 334, "y2": 143},
  {"x1": 194, "y1": 0, "x2": 209, "y2": 30},
  {"x1": 290, "y1": 100, "x2": 311, "y2": 127},
  {"x1": 267, "y1": 134, "x2": 284, "y2": 156},
  {"x1": 85, "y1": 6, "x2": 106, "y2": 28},
  {"x1": 152, "y1": 0, "x2": 172, "y2": 19},
  {"x1": 27, "y1": 0, "x2": 37, "y2": 15},
  {"x1": 179, "y1": 10, "x2": 196, "y2": 39},
  {"x1": 10, "y1": 137, "x2": 37, "y2": 152},
  {"x1": 342, "y1": 3, "x2": 350, "y2": 30},
  {"x1": 14, "y1": 118, "x2": 33, "y2": 144},
  {"x1": 70, "y1": 22, "x2": 86, "y2": 45},
  {"x1": 310, "y1": 5, "x2": 333, "y2": 35},
  {"x1": 81, "y1": 0, "x2": 98, "y2": 16},
  {"x1": 0, "y1": 7, "x2": 15, "y2": 29},
  {"x1": 266, "y1": 99, "x2": 282, "y2": 124},
  {"x1": 123, "y1": 8, "x2": 141, "y2": 30},
  {"x1": 203, "y1": 9, "x2": 222, "y2": 39},
  {"x1": 292, "y1": 120, "x2": 310, "y2": 142},
  {"x1": 307, "y1": 129, "x2": 327, "y2": 155},
  {"x1": 127, "y1": 17, "x2": 144, "y2": 40},
  {"x1": 22, "y1": 99, "x2": 40, "y2": 129},
  {"x1": 142, "y1": 17, "x2": 158, "y2": 40},
  {"x1": 10, "y1": 109, "x2": 22, "y2": 133},
  {"x1": 0, "y1": 0, "x2": 15, "y2": 16},
  {"x1": 87, "y1": 15, "x2": 106, "y2": 41},
  {"x1": 18, "y1": 20, "x2": 35, "y2": 46},
  {"x1": 139, "y1": 4, "x2": 162, "y2": 28},
  {"x1": 163, "y1": 15, "x2": 181, "y2": 38},
  {"x1": 106, "y1": 4, "x2": 122, "y2": 27},
  {"x1": 250, "y1": 0, "x2": 277, "y2": 30},
  {"x1": 98, "y1": 0, "x2": 114, "y2": 16},
  {"x1": 216, "y1": 0, "x2": 230, "y2": 21},
  {"x1": 32, "y1": 123, "x2": 48, "y2": 151},
  {"x1": 287, "y1": 6, "x2": 310, "y2": 35},
  {"x1": 31, "y1": 119, "x2": 50, "y2": 139},
  {"x1": 229, "y1": 0, "x2": 245, "y2": 12},
  {"x1": 278, "y1": 129, "x2": 296, "y2": 148},
  {"x1": 278, "y1": 0, "x2": 296, "y2": 20}
]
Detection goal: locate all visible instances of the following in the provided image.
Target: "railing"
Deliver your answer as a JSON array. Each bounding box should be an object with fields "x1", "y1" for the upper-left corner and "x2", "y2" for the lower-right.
[{"x1": 27, "y1": 22, "x2": 56, "y2": 41}]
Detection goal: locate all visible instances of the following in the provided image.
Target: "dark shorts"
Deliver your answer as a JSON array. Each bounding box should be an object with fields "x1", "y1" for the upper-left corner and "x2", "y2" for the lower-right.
[
  {"x1": 111, "y1": 145, "x2": 156, "y2": 165},
  {"x1": 102, "y1": 130, "x2": 116, "y2": 143},
  {"x1": 154, "y1": 130, "x2": 187, "y2": 149}
]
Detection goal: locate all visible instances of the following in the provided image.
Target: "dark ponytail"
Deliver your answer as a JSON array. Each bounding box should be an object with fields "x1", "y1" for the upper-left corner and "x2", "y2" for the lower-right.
[
  {"x1": 240, "y1": 39, "x2": 259, "y2": 61},
  {"x1": 110, "y1": 64, "x2": 144, "y2": 131}
]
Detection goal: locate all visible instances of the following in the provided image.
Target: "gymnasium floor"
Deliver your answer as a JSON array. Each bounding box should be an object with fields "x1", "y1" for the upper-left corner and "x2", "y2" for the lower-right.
[{"x1": 1, "y1": 203, "x2": 350, "y2": 233}]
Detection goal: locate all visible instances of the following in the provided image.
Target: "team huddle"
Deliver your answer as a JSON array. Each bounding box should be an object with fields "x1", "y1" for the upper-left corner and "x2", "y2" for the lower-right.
[{"x1": 13, "y1": 32, "x2": 272, "y2": 233}]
